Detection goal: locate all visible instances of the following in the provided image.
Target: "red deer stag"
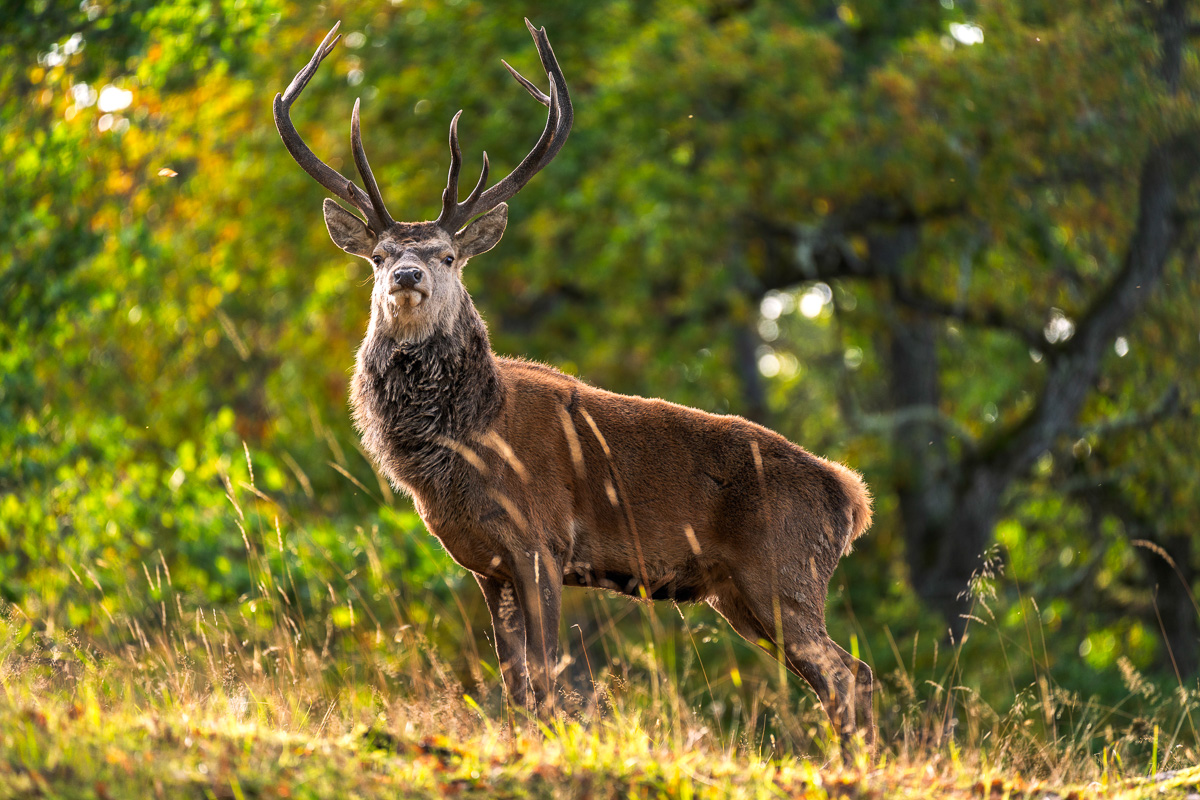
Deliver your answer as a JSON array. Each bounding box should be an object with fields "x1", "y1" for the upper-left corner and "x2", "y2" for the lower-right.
[{"x1": 275, "y1": 20, "x2": 875, "y2": 749}]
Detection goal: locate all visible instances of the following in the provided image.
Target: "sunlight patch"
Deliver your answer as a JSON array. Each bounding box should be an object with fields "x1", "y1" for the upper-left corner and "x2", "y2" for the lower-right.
[
  {"x1": 949, "y1": 22, "x2": 984, "y2": 45},
  {"x1": 98, "y1": 84, "x2": 133, "y2": 113}
]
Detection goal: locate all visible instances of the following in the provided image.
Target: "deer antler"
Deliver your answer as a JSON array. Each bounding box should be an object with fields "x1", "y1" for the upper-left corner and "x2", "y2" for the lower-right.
[
  {"x1": 273, "y1": 22, "x2": 395, "y2": 234},
  {"x1": 435, "y1": 18, "x2": 573, "y2": 234}
]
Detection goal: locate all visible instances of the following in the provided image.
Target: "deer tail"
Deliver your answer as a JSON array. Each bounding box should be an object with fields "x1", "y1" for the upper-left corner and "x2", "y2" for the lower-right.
[{"x1": 828, "y1": 460, "x2": 873, "y2": 556}]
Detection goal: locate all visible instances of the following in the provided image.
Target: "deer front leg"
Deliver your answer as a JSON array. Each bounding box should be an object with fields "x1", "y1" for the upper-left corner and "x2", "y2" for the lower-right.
[
  {"x1": 511, "y1": 547, "x2": 562, "y2": 717},
  {"x1": 476, "y1": 574, "x2": 532, "y2": 711}
]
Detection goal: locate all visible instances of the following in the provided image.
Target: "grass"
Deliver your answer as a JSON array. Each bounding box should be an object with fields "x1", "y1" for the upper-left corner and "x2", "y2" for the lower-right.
[
  {"x1": 6, "y1": 587, "x2": 1200, "y2": 800},
  {"x1": 5, "y1": 466, "x2": 1200, "y2": 798},
  {"x1": 4, "y1": 636, "x2": 1200, "y2": 800}
]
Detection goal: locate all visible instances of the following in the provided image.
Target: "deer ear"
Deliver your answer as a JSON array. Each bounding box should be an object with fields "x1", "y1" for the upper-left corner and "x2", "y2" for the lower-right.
[
  {"x1": 454, "y1": 204, "x2": 508, "y2": 259},
  {"x1": 323, "y1": 198, "x2": 377, "y2": 257}
]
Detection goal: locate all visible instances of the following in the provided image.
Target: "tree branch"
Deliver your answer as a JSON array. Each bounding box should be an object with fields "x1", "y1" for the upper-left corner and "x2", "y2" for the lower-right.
[
  {"x1": 977, "y1": 0, "x2": 1192, "y2": 479},
  {"x1": 850, "y1": 404, "x2": 978, "y2": 454},
  {"x1": 1080, "y1": 384, "x2": 1184, "y2": 439},
  {"x1": 748, "y1": 195, "x2": 967, "y2": 289},
  {"x1": 980, "y1": 144, "x2": 1181, "y2": 477},
  {"x1": 887, "y1": 278, "x2": 1044, "y2": 350}
]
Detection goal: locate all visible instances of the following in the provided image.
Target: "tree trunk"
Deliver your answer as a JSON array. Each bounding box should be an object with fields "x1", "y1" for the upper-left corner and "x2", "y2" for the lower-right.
[
  {"x1": 733, "y1": 323, "x2": 770, "y2": 426},
  {"x1": 875, "y1": 140, "x2": 1180, "y2": 636},
  {"x1": 1145, "y1": 534, "x2": 1200, "y2": 678},
  {"x1": 874, "y1": 225, "x2": 987, "y2": 633}
]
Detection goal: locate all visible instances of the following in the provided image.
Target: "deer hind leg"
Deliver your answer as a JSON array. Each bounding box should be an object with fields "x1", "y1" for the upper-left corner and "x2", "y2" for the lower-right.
[
  {"x1": 828, "y1": 639, "x2": 875, "y2": 750},
  {"x1": 476, "y1": 574, "x2": 532, "y2": 711},
  {"x1": 790, "y1": 634, "x2": 861, "y2": 754},
  {"x1": 709, "y1": 588, "x2": 861, "y2": 751}
]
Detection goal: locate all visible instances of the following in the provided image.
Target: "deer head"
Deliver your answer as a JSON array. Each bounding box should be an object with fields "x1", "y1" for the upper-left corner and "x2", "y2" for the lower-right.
[{"x1": 273, "y1": 20, "x2": 572, "y2": 342}]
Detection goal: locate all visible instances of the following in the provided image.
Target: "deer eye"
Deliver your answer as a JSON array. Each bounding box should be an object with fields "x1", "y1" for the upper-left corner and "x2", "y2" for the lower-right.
[
  {"x1": 442, "y1": 255, "x2": 455, "y2": 267},
  {"x1": 372, "y1": 255, "x2": 383, "y2": 266}
]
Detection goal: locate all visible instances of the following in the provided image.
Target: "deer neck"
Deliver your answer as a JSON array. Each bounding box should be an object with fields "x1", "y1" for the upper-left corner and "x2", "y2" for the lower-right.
[{"x1": 351, "y1": 298, "x2": 504, "y2": 495}]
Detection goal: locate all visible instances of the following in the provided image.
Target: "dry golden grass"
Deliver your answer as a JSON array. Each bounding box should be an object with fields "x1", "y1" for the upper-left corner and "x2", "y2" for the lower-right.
[{"x1": 4, "y1": 568, "x2": 1199, "y2": 799}]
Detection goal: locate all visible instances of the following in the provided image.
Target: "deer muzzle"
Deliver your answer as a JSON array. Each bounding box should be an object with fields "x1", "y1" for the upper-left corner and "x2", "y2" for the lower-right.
[
  {"x1": 392, "y1": 267, "x2": 424, "y2": 290},
  {"x1": 387, "y1": 265, "x2": 428, "y2": 309}
]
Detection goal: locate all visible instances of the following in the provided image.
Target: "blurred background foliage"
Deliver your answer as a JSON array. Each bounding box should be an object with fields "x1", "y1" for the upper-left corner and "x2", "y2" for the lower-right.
[{"x1": 2, "y1": 0, "x2": 1199, "y2": 746}]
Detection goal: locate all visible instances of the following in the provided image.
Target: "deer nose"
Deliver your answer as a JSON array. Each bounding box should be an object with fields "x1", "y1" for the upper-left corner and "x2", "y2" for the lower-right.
[{"x1": 393, "y1": 267, "x2": 423, "y2": 289}]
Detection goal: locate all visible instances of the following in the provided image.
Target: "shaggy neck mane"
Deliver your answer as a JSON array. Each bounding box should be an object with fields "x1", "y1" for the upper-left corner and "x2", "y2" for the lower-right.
[{"x1": 351, "y1": 299, "x2": 504, "y2": 498}]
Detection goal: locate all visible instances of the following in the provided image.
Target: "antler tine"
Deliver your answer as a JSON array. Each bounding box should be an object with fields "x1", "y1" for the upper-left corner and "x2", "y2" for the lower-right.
[
  {"x1": 273, "y1": 22, "x2": 388, "y2": 234},
  {"x1": 501, "y1": 59, "x2": 550, "y2": 107},
  {"x1": 438, "y1": 111, "x2": 492, "y2": 228},
  {"x1": 351, "y1": 98, "x2": 395, "y2": 229},
  {"x1": 462, "y1": 152, "x2": 491, "y2": 210},
  {"x1": 439, "y1": 111, "x2": 465, "y2": 226},
  {"x1": 435, "y1": 19, "x2": 572, "y2": 234}
]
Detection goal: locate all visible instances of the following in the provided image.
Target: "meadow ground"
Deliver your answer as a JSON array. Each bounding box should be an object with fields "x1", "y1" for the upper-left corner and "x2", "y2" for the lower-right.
[{"x1": 4, "y1": 597, "x2": 1200, "y2": 800}]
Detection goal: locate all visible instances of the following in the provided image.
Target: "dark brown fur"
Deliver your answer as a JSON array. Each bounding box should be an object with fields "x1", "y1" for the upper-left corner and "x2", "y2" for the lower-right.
[{"x1": 277, "y1": 20, "x2": 875, "y2": 750}]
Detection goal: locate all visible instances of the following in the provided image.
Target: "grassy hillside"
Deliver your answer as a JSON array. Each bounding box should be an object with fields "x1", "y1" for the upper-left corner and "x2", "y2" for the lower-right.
[
  {"x1": 4, "y1": 569, "x2": 1199, "y2": 800},
  {"x1": 4, "y1": 645, "x2": 1200, "y2": 800}
]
